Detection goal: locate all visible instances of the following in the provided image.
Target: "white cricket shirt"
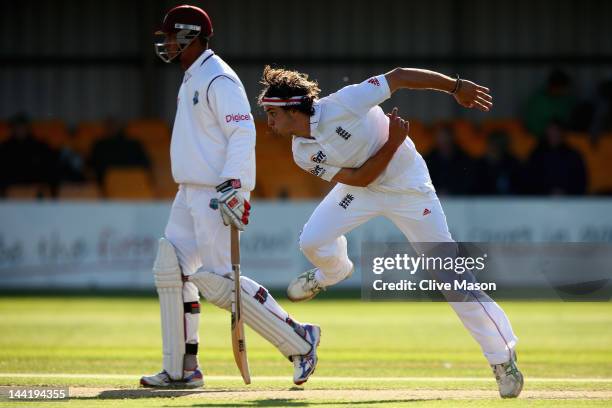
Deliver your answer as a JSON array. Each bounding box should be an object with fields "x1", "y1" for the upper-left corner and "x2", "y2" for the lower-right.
[
  {"x1": 292, "y1": 74, "x2": 434, "y2": 194},
  {"x1": 170, "y1": 50, "x2": 256, "y2": 191}
]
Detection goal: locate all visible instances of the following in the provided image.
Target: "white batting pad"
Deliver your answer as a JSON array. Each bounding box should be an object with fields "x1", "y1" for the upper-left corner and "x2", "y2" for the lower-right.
[
  {"x1": 190, "y1": 270, "x2": 311, "y2": 358},
  {"x1": 153, "y1": 237, "x2": 185, "y2": 380}
]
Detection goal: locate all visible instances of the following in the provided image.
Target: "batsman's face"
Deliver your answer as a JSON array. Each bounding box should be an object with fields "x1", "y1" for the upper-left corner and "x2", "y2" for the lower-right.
[
  {"x1": 264, "y1": 106, "x2": 294, "y2": 137},
  {"x1": 164, "y1": 33, "x2": 180, "y2": 59}
]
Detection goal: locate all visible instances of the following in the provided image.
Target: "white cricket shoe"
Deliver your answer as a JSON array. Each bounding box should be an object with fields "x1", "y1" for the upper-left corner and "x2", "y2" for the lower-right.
[
  {"x1": 491, "y1": 351, "x2": 524, "y2": 398},
  {"x1": 140, "y1": 368, "x2": 204, "y2": 388},
  {"x1": 292, "y1": 324, "x2": 321, "y2": 385},
  {"x1": 287, "y1": 267, "x2": 354, "y2": 302},
  {"x1": 287, "y1": 268, "x2": 325, "y2": 302},
  {"x1": 140, "y1": 370, "x2": 172, "y2": 387}
]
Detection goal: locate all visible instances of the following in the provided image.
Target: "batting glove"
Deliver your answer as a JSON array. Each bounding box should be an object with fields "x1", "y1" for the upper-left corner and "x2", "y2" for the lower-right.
[{"x1": 215, "y1": 179, "x2": 251, "y2": 231}]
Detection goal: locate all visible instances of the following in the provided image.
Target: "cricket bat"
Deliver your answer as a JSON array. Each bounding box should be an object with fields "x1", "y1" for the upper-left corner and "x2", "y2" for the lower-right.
[{"x1": 230, "y1": 225, "x2": 251, "y2": 384}]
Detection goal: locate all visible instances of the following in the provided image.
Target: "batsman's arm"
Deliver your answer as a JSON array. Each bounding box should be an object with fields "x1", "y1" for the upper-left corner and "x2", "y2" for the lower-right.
[
  {"x1": 331, "y1": 108, "x2": 408, "y2": 187},
  {"x1": 384, "y1": 68, "x2": 493, "y2": 112},
  {"x1": 209, "y1": 76, "x2": 256, "y2": 183}
]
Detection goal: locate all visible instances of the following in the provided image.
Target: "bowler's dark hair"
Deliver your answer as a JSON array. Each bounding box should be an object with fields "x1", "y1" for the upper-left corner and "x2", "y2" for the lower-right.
[{"x1": 258, "y1": 65, "x2": 321, "y2": 116}]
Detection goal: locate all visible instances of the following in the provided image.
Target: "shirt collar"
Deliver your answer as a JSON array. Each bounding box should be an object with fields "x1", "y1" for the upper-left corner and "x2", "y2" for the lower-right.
[
  {"x1": 184, "y1": 49, "x2": 215, "y2": 79},
  {"x1": 309, "y1": 101, "x2": 321, "y2": 135}
]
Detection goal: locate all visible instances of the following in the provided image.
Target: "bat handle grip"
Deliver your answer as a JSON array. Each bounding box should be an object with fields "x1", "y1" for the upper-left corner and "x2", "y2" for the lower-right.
[{"x1": 209, "y1": 198, "x2": 219, "y2": 210}]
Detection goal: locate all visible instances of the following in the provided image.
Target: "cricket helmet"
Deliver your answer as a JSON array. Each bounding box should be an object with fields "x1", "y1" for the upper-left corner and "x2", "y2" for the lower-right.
[{"x1": 154, "y1": 5, "x2": 213, "y2": 63}]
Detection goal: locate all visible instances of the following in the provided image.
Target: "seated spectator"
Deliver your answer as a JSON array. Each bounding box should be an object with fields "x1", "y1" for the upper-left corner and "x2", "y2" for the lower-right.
[
  {"x1": 89, "y1": 119, "x2": 151, "y2": 186},
  {"x1": 473, "y1": 131, "x2": 521, "y2": 195},
  {"x1": 57, "y1": 145, "x2": 86, "y2": 184},
  {"x1": 425, "y1": 124, "x2": 479, "y2": 195},
  {"x1": 0, "y1": 113, "x2": 58, "y2": 197},
  {"x1": 524, "y1": 69, "x2": 576, "y2": 138},
  {"x1": 524, "y1": 120, "x2": 587, "y2": 195}
]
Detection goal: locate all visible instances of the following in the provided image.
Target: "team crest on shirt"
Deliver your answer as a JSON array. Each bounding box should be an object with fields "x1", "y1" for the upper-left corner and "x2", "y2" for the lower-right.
[
  {"x1": 339, "y1": 194, "x2": 355, "y2": 209},
  {"x1": 309, "y1": 165, "x2": 326, "y2": 178},
  {"x1": 193, "y1": 90, "x2": 199, "y2": 105},
  {"x1": 311, "y1": 150, "x2": 327, "y2": 164},
  {"x1": 335, "y1": 126, "x2": 352, "y2": 140}
]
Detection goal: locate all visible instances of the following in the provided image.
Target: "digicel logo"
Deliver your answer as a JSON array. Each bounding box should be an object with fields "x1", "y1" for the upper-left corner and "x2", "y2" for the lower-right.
[{"x1": 225, "y1": 113, "x2": 251, "y2": 123}]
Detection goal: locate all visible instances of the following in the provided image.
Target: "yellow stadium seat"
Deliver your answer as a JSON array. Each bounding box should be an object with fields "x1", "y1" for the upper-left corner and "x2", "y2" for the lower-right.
[{"x1": 103, "y1": 167, "x2": 155, "y2": 200}]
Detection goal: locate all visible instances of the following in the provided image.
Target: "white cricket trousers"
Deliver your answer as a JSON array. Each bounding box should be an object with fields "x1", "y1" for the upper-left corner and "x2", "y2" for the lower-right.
[
  {"x1": 299, "y1": 183, "x2": 518, "y2": 365},
  {"x1": 164, "y1": 185, "x2": 286, "y2": 345}
]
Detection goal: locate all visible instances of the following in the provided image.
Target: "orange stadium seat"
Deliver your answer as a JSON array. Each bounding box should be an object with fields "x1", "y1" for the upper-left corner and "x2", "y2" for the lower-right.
[
  {"x1": 508, "y1": 132, "x2": 537, "y2": 161},
  {"x1": 407, "y1": 120, "x2": 434, "y2": 156},
  {"x1": 591, "y1": 135, "x2": 612, "y2": 193},
  {"x1": 450, "y1": 119, "x2": 487, "y2": 158},
  {"x1": 480, "y1": 118, "x2": 537, "y2": 161},
  {"x1": 152, "y1": 168, "x2": 177, "y2": 198},
  {"x1": 31, "y1": 120, "x2": 70, "y2": 149},
  {"x1": 125, "y1": 120, "x2": 172, "y2": 174},
  {"x1": 5, "y1": 184, "x2": 52, "y2": 199},
  {"x1": 480, "y1": 118, "x2": 525, "y2": 137},
  {"x1": 72, "y1": 121, "x2": 107, "y2": 156},
  {"x1": 565, "y1": 132, "x2": 590, "y2": 154},
  {"x1": 103, "y1": 167, "x2": 155, "y2": 200},
  {"x1": 58, "y1": 182, "x2": 102, "y2": 200},
  {"x1": 565, "y1": 132, "x2": 612, "y2": 194},
  {"x1": 254, "y1": 120, "x2": 329, "y2": 198},
  {"x1": 125, "y1": 119, "x2": 171, "y2": 145}
]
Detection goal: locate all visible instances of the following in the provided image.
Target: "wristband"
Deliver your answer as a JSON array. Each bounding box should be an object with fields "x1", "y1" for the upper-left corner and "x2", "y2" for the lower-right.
[
  {"x1": 215, "y1": 179, "x2": 241, "y2": 193},
  {"x1": 451, "y1": 74, "x2": 462, "y2": 94}
]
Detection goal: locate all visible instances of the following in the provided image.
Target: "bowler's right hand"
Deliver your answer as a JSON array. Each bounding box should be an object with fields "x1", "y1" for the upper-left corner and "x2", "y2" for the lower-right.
[{"x1": 386, "y1": 107, "x2": 410, "y2": 148}]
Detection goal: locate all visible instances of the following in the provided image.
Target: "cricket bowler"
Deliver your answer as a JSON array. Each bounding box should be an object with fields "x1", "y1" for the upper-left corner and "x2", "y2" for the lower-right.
[{"x1": 259, "y1": 66, "x2": 524, "y2": 398}]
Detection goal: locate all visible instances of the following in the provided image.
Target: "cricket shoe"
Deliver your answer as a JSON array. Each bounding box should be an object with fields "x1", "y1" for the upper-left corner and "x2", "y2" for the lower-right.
[
  {"x1": 491, "y1": 351, "x2": 524, "y2": 398},
  {"x1": 287, "y1": 266, "x2": 354, "y2": 302},
  {"x1": 287, "y1": 268, "x2": 324, "y2": 302},
  {"x1": 140, "y1": 368, "x2": 204, "y2": 388},
  {"x1": 292, "y1": 324, "x2": 321, "y2": 385}
]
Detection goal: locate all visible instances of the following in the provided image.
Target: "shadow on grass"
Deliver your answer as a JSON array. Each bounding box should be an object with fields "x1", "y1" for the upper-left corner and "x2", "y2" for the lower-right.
[
  {"x1": 176, "y1": 399, "x2": 435, "y2": 407},
  {"x1": 72, "y1": 389, "x2": 437, "y2": 406}
]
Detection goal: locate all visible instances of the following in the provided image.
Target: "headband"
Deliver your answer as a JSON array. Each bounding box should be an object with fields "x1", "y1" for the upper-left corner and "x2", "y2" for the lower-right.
[{"x1": 260, "y1": 96, "x2": 305, "y2": 106}]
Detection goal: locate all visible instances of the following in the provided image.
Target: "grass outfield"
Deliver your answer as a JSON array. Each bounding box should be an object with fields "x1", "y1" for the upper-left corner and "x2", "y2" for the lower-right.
[{"x1": 0, "y1": 296, "x2": 610, "y2": 407}]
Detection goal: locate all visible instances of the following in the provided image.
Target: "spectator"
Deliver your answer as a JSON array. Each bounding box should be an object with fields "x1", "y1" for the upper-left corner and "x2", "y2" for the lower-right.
[
  {"x1": 524, "y1": 69, "x2": 576, "y2": 138},
  {"x1": 425, "y1": 124, "x2": 479, "y2": 195},
  {"x1": 0, "y1": 113, "x2": 58, "y2": 197},
  {"x1": 57, "y1": 144, "x2": 86, "y2": 185},
  {"x1": 524, "y1": 120, "x2": 587, "y2": 195},
  {"x1": 474, "y1": 131, "x2": 521, "y2": 195},
  {"x1": 89, "y1": 119, "x2": 151, "y2": 186}
]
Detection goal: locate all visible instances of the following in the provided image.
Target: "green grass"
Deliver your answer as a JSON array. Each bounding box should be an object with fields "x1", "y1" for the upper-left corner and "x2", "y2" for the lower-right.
[{"x1": 0, "y1": 296, "x2": 611, "y2": 407}]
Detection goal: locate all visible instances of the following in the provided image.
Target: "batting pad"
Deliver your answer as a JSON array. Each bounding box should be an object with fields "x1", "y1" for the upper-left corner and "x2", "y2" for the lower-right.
[
  {"x1": 153, "y1": 238, "x2": 185, "y2": 381},
  {"x1": 190, "y1": 271, "x2": 311, "y2": 358}
]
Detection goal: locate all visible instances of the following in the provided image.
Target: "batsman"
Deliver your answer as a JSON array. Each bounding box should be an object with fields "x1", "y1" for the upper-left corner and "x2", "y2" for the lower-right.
[{"x1": 140, "y1": 5, "x2": 320, "y2": 388}]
